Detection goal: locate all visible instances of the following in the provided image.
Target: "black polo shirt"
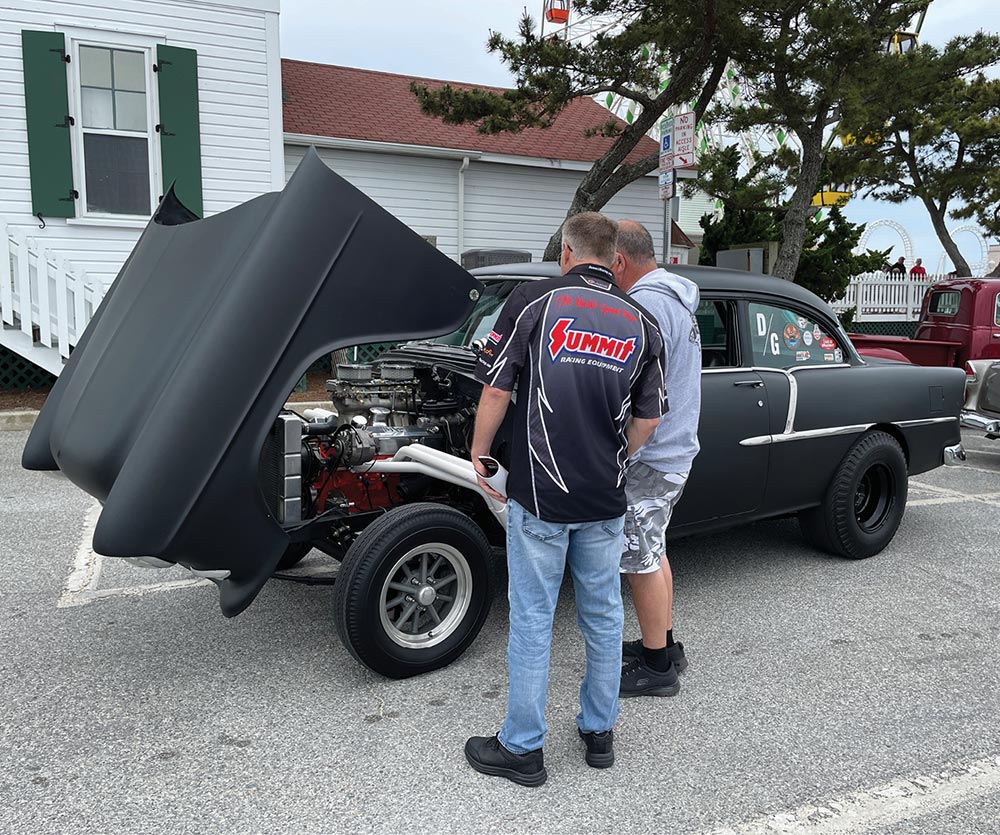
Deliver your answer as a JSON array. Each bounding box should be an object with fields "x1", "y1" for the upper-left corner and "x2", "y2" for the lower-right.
[{"x1": 475, "y1": 263, "x2": 667, "y2": 523}]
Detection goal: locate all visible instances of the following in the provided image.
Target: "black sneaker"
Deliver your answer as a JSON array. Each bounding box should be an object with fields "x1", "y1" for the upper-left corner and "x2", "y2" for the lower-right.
[
  {"x1": 578, "y1": 728, "x2": 614, "y2": 769},
  {"x1": 622, "y1": 639, "x2": 689, "y2": 673},
  {"x1": 465, "y1": 735, "x2": 547, "y2": 787},
  {"x1": 620, "y1": 657, "x2": 681, "y2": 698}
]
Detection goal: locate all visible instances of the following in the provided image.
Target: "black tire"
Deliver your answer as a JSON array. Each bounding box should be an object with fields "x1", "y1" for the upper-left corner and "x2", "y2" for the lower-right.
[
  {"x1": 799, "y1": 430, "x2": 908, "y2": 559},
  {"x1": 333, "y1": 503, "x2": 496, "y2": 679},
  {"x1": 276, "y1": 542, "x2": 312, "y2": 571}
]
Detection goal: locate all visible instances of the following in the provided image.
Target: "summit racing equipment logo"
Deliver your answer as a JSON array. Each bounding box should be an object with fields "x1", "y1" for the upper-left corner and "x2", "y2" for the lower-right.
[{"x1": 547, "y1": 317, "x2": 637, "y2": 364}]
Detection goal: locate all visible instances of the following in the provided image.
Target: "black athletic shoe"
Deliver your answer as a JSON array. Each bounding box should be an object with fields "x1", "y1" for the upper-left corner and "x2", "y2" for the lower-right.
[
  {"x1": 620, "y1": 657, "x2": 681, "y2": 698},
  {"x1": 622, "y1": 639, "x2": 689, "y2": 673},
  {"x1": 578, "y1": 728, "x2": 615, "y2": 769},
  {"x1": 465, "y1": 735, "x2": 547, "y2": 787}
]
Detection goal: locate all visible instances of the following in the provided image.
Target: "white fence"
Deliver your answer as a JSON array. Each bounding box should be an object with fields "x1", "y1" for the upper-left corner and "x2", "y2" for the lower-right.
[
  {"x1": 830, "y1": 272, "x2": 950, "y2": 322},
  {"x1": 1, "y1": 218, "x2": 100, "y2": 375}
]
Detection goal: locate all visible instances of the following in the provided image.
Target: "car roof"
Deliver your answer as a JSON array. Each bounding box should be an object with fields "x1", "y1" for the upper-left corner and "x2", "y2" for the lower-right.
[{"x1": 470, "y1": 261, "x2": 836, "y2": 317}]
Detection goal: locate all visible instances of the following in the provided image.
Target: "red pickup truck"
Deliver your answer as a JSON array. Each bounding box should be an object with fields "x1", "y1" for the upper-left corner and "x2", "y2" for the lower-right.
[{"x1": 849, "y1": 278, "x2": 1000, "y2": 373}]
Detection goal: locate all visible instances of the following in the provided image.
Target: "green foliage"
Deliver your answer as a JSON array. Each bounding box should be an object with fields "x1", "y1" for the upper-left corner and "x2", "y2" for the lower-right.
[
  {"x1": 838, "y1": 34, "x2": 1000, "y2": 275},
  {"x1": 796, "y1": 209, "x2": 887, "y2": 303},
  {"x1": 699, "y1": 202, "x2": 885, "y2": 304},
  {"x1": 412, "y1": 1, "x2": 749, "y2": 137}
]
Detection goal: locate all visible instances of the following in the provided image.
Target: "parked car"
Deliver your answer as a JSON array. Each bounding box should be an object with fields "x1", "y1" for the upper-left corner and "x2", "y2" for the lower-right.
[
  {"x1": 22, "y1": 150, "x2": 968, "y2": 680},
  {"x1": 849, "y1": 278, "x2": 1000, "y2": 382},
  {"x1": 962, "y1": 360, "x2": 1000, "y2": 439}
]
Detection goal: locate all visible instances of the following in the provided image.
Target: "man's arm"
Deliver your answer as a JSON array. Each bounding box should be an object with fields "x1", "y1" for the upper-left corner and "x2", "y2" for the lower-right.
[
  {"x1": 626, "y1": 416, "x2": 660, "y2": 458},
  {"x1": 470, "y1": 384, "x2": 512, "y2": 501}
]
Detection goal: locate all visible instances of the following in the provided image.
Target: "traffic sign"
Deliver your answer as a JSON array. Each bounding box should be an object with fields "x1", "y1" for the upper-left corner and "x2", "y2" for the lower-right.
[
  {"x1": 658, "y1": 169, "x2": 676, "y2": 200},
  {"x1": 672, "y1": 111, "x2": 697, "y2": 169}
]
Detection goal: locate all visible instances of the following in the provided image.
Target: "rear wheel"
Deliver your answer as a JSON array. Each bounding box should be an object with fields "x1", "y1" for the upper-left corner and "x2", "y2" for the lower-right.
[
  {"x1": 799, "y1": 430, "x2": 908, "y2": 559},
  {"x1": 333, "y1": 503, "x2": 496, "y2": 678}
]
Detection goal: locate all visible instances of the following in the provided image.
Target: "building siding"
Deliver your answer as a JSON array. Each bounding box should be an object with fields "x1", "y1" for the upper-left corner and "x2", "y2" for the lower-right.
[
  {"x1": 285, "y1": 144, "x2": 461, "y2": 258},
  {"x1": 0, "y1": 0, "x2": 281, "y2": 287},
  {"x1": 285, "y1": 143, "x2": 697, "y2": 264}
]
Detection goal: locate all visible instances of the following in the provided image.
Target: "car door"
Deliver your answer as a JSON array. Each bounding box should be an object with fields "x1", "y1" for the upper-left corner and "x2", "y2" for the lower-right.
[{"x1": 671, "y1": 299, "x2": 771, "y2": 528}]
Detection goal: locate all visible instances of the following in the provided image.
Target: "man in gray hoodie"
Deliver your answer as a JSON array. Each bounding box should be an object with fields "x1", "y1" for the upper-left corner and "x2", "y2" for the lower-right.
[{"x1": 612, "y1": 220, "x2": 702, "y2": 698}]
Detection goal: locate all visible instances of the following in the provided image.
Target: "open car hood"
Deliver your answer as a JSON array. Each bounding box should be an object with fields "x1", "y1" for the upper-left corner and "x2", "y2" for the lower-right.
[{"x1": 23, "y1": 148, "x2": 482, "y2": 616}]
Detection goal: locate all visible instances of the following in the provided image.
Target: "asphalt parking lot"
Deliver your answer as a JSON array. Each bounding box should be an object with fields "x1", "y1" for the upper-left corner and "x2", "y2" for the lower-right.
[{"x1": 2, "y1": 427, "x2": 999, "y2": 834}]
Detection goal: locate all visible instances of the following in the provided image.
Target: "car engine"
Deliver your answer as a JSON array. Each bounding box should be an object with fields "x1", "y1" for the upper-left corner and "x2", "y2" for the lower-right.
[{"x1": 258, "y1": 357, "x2": 492, "y2": 549}]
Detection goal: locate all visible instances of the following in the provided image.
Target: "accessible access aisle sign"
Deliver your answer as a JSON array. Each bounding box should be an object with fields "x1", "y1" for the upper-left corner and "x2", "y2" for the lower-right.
[{"x1": 672, "y1": 111, "x2": 696, "y2": 168}]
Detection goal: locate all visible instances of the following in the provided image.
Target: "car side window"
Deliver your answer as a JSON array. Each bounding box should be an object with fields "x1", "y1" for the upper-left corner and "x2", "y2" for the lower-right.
[
  {"x1": 698, "y1": 299, "x2": 738, "y2": 368},
  {"x1": 995, "y1": 293, "x2": 1000, "y2": 327},
  {"x1": 747, "y1": 302, "x2": 844, "y2": 368}
]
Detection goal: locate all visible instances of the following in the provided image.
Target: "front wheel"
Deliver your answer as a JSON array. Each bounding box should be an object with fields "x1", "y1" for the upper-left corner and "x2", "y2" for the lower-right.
[
  {"x1": 333, "y1": 503, "x2": 496, "y2": 678},
  {"x1": 799, "y1": 430, "x2": 908, "y2": 559}
]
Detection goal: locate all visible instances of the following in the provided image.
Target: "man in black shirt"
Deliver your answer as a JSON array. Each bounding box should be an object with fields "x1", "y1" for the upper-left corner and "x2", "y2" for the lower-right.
[{"x1": 463, "y1": 213, "x2": 667, "y2": 786}]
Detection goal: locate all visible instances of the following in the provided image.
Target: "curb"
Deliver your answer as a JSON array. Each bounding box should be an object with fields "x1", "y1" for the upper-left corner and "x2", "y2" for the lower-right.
[
  {"x1": 0, "y1": 410, "x2": 40, "y2": 432},
  {"x1": 1, "y1": 400, "x2": 333, "y2": 432}
]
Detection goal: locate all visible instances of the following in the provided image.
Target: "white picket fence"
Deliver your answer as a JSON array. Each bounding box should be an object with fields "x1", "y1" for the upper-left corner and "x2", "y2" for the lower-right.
[
  {"x1": 1, "y1": 218, "x2": 101, "y2": 376},
  {"x1": 830, "y1": 272, "x2": 950, "y2": 322}
]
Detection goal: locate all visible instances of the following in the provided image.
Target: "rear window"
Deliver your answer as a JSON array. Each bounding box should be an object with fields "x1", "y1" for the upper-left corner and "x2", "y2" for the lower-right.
[
  {"x1": 929, "y1": 290, "x2": 961, "y2": 316},
  {"x1": 995, "y1": 293, "x2": 1000, "y2": 327}
]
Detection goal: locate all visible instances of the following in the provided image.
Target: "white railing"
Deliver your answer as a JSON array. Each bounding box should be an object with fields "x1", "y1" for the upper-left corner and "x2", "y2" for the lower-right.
[
  {"x1": 1, "y1": 218, "x2": 100, "y2": 373},
  {"x1": 831, "y1": 272, "x2": 950, "y2": 322}
]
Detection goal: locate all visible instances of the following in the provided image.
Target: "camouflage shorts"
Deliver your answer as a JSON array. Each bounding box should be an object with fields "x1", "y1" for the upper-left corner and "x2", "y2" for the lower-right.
[{"x1": 620, "y1": 463, "x2": 688, "y2": 575}]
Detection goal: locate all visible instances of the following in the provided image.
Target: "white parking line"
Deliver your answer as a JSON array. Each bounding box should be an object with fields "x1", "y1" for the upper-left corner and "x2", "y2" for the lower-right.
[
  {"x1": 907, "y1": 496, "x2": 969, "y2": 507},
  {"x1": 703, "y1": 755, "x2": 1000, "y2": 834},
  {"x1": 58, "y1": 500, "x2": 210, "y2": 608}
]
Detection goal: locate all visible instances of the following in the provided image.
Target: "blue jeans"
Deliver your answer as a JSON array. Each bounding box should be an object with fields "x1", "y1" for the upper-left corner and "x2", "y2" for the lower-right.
[{"x1": 498, "y1": 499, "x2": 625, "y2": 754}]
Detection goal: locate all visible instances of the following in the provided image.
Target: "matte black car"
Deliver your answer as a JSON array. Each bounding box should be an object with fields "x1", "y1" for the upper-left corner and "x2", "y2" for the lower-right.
[{"x1": 23, "y1": 151, "x2": 967, "y2": 680}]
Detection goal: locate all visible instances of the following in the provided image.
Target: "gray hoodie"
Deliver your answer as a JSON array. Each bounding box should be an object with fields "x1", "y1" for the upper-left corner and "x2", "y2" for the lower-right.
[{"x1": 629, "y1": 268, "x2": 702, "y2": 476}]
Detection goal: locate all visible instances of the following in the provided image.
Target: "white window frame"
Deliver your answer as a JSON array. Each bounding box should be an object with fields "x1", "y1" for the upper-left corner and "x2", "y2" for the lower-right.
[{"x1": 62, "y1": 27, "x2": 164, "y2": 227}]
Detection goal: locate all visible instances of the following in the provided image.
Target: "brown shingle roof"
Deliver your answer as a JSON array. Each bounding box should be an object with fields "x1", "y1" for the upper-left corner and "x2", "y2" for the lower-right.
[{"x1": 281, "y1": 59, "x2": 659, "y2": 165}]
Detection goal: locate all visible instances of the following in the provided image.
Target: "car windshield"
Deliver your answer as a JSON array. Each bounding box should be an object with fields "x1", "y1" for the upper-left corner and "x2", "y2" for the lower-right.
[{"x1": 420, "y1": 278, "x2": 525, "y2": 347}]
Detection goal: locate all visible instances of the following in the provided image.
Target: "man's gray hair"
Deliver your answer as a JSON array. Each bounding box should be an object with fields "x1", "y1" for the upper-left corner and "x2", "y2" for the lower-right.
[
  {"x1": 616, "y1": 220, "x2": 657, "y2": 263},
  {"x1": 562, "y1": 212, "x2": 619, "y2": 266}
]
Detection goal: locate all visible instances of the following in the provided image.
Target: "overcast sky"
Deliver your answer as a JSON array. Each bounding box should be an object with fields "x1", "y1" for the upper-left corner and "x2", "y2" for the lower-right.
[{"x1": 280, "y1": 1, "x2": 1000, "y2": 270}]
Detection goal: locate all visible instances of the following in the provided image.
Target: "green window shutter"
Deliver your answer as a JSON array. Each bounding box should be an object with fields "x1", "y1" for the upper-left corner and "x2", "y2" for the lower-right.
[
  {"x1": 21, "y1": 30, "x2": 76, "y2": 218},
  {"x1": 156, "y1": 45, "x2": 203, "y2": 217}
]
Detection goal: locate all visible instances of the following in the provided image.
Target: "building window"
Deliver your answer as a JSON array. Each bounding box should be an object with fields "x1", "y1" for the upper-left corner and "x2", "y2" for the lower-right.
[{"x1": 74, "y1": 43, "x2": 156, "y2": 217}]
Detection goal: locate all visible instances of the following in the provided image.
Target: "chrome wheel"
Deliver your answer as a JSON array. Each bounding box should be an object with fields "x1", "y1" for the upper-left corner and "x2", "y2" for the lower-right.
[{"x1": 378, "y1": 543, "x2": 472, "y2": 649}]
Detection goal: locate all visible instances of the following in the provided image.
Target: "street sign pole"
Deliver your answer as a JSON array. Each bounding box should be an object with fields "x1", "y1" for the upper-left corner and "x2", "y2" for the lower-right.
[{"x1": 663, "y1": 195, "x2": 672, "y2": 265}]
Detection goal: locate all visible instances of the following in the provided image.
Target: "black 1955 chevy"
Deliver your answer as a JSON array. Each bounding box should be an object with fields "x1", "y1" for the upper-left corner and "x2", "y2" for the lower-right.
[{"x1": 23, "y1": 150, "x2": 966, "y2": 679}]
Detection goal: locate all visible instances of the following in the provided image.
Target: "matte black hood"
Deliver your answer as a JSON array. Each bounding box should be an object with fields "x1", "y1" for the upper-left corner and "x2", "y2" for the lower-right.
[{"x1": 23, "y1": 148, "x2": 482, "y2": 616}]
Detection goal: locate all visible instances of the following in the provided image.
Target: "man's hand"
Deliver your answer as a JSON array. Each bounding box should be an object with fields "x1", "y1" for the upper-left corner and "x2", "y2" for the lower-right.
[{"x1": 472, "y1": 457, "x2": 507, "y2": 503}]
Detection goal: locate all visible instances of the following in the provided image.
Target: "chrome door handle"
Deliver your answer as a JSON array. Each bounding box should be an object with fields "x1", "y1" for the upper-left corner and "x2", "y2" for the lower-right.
[
  {"x1": 733, "y1": 379, "x2": 764, "y2": 388},
  {"x1": 992, "y1": 333, "x2": 1000, "y2": 338}
]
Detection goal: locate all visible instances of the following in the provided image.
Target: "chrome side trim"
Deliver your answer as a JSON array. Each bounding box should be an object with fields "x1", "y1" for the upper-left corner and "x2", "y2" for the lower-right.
[
  {"x1": 704, "y1": 362, "x2": 851, "y2": 441},
  {"x1": 897, "y1": 417, "x2": 960, "y2": 428},
  {"x1": 740, "y1": 423, "x2": 873, "y2": 447}
]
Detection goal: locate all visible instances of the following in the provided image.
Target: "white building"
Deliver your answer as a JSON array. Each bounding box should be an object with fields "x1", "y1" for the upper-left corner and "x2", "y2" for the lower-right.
[
  {"x1": 281, "y1": 60, "x2": 700, "y2": 266},
  {"x1": 1, "y1": 0, "x2": 283, "y2": 375},
  {"x1": 2, "y1": 7, "x2": 712, "y2": 380}
]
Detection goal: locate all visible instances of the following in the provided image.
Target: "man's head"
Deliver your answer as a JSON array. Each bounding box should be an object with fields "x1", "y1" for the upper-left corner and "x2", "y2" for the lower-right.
[
  {"x1": 897, "y1": 256, "x2": 905, "y2": 264},
  {"x1": 613, "y1": 219, "x2": 658, "y2": 292},
  {"x1": 915, "y1": 258, "x2": 922, "y2": 266},
  {"x1": 560, "y1": 212, "x2": 618, "y2": 274}
]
